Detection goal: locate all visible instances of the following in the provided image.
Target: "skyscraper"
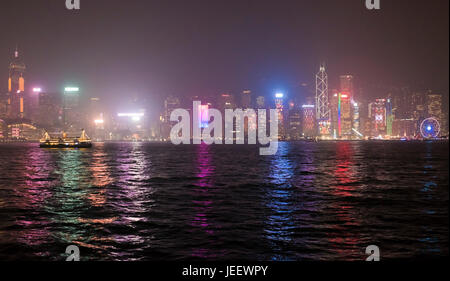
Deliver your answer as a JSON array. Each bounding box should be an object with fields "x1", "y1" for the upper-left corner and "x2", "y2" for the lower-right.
[
  {"x1": 161, "y1": 95, "x2": 180, "y2": 140},
  {"x1": 339, "y1": 93, "x2": 352, "y2": 138},
  {"x1": 426, "y1": 91, "x2": 442, "y2": 120},
  {"x1": 340, "y1": 75, "x2": 354, "y2": 99},
  {"x1": 369, "y1": 99, "x2": 387, "y2": 137},
  {"x1": 301, "y1": 103, "x2": 315, "y2": 138},
  {"x1": 288, "y1": 106, "x2": 301, "y2": 140},
  {"x1": 63, "y1": 87, "x2": 81, "y2": 130},
  {"x1": 218, "y1": 93, "x2": 235, "y2": 112},
  {"x1": 241, "y1": 90, "x2": 252, "y2": 109},
  {"x1": 38, "y1": 91, "x2": 61, "y2": 128},
  {"x1": 330, "y1": 90, "x2": 339, "y2": 138},
  {"x1": 274, "y1": 92, "x2": 285, "y2": 139},
  {"x1": 411, "y1": 92, "x2": 426, "y2": 121},
  {"x1": 339, "y1": 75, "x2": 354, "y2": 138},
  {"x1": 386, "y1": 98, "x2": 393, "y2": 136},
  {"x1": 315, "y1": 65, "x2": 330, "y2": 137},
  {"x1": 7, "y1": 47, "x2": 26, "y2": 119},
  {"x1": 330, "y1": 91, "x2": 351, "y2": 139},
  {"x1": 426, "y1": 91, "x2": 444, "y2": 136},
  {"x1": 352, "y1": 101, "x2": 361, "y2": 137},
  {"x1": 164, "y1": 95, "x2": 181, "y2": 122}
]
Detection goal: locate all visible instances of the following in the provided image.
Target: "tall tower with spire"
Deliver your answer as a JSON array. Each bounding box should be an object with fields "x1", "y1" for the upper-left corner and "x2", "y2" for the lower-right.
[
  {"x1": 8, "y1": 46, "x2": 27, "y2": 118},
  {"x1": 315, "y1": 64, "x2": 330, "y2": 137},
  {"x1": 9, "y1": 46, "x2": 26, "y2": 93}
]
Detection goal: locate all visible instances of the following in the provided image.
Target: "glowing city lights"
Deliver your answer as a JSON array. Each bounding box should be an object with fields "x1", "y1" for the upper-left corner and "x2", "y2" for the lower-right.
[
  {"x1": 64, "y1": 87, "x2": 79, "y2": 92},
  {"x1": 420, "y1": 117, "x2": 441, "y2": 138},
  {"x1": 275, "y1": 93, "x2": 284, "y2": 98},
  {"x1": 198, "y1": 104, "x2": 209, "y2": 128},
  {"x1": 32, "y1": 87, "x2": 42, "y2": 93}
]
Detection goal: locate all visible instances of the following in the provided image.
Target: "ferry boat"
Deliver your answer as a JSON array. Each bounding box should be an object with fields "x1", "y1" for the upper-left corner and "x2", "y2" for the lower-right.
[{"x1": 39, "y1": 129, "x2": 92, "y2": 148}]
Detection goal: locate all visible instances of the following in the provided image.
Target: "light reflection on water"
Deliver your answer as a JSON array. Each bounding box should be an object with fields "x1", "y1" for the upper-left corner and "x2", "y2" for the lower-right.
[
  {"x1": 190, "y1": 143, "x2": 222, "y2": 259},
  {"x1": 0, "y1": 141, "x2": 448, "y2": 261},
  {"x1": 327, "y1": 142, "x2": 361, "y2": 260},
  {"x1": 265, "y1": 142, "x2": 296, "y2": 261}
]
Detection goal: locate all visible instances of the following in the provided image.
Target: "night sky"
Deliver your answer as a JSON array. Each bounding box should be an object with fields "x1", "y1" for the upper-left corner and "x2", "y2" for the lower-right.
[{"x1": 0, "y1": 0, "x2": 448, "y2": 111}]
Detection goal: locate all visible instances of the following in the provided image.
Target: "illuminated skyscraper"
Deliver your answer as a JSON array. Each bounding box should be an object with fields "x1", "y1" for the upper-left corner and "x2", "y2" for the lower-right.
[
  {"x1": 410, "y1": 92, "x2": 426, "y2": 121},
  {"x1": 274, "y1": 92, "x2": 285, "y2": 139},
  {"x1": 330, "y1": 91, "x2": 351, "y2": 138},
  {"x1": 426, "y1": 92, "x2": 442, "y2": 119},
  {"x1": 369, "y1": 99, "x2": 387, "y2": 137},
  {"x1": 287, "y1": 100, "x2": 301, "y2": 140},
  {"x1": 241, "y1": 90, "x2": 252, "y2": 108},
  {"x1": 330, "y1": 90, "x2": 339, "y2": 138},
  {"x1": 315, "y1": 65, "x2": 330, "y2": 137},
  {"x1": 339, "y1": 93, "x2": 352, "y2": 138},
  {"x1": 340, "y1": 75, "x2": 354, "y2": 99},
  {"x1": 301, "y1": 103, "x2": 315, "y2": 138},
  {"x1": 426, "y1": 91, "x2": 444, "y2": 136},
  {"x1": 63, "y1": 87, "x2": 81, "y2": 130},
  {"x1": 337, "y1": 75, "x2": 354, "y2": 138},
  {"x1": 386, "y1": 98, "x2": 393, "y2": 136},
  {"x1": 287, "y1": 108, "x2": 301, "y2": 140},
  {"x1": 7, "y1": 47, "x2": 26, "y2": 118},
  {"x1": 352, "y1": 101, "x2": 361, "y2": 138},
  {"x1": 218, "y1": 93, "x2": 235, "y2": 112},
  {"x1": 8, "y1": 47, "x2": 25, "y2": 93}
]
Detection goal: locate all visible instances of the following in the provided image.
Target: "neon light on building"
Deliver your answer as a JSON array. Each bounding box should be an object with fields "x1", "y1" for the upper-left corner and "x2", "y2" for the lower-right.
[
  {"x1": 338, "y1": 94, "x2": 341, "y2": 137},
  {"x1": 198, "y1": 104, "x2": 209, "y2": 128},
  {"x1": 64, "y1": 87, "x2": 79, "y2": 92},
  {"x1": 302, "y1": 104, "x2": 316, "y2": 137},
  {"x1": 274, "y1": 93, "x2": 285, "y2": 138}
]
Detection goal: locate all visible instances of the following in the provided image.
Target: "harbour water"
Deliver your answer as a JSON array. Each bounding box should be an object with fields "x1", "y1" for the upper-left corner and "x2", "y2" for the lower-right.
[{"x1": 0, "y1": 141, "x2": 448, "y2": 261}]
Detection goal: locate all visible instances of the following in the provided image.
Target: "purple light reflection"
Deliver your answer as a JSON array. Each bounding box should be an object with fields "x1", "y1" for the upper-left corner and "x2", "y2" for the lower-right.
[{"x1": 190, "y1": 143, "x2": 224, "y2": 259}]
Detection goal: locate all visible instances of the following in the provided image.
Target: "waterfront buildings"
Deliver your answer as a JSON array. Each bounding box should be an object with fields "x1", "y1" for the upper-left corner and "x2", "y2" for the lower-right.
[
  {"x1": 7, "y1": 47, "x2": 27, "y2": 119},
  {"x1": 274, "y1": 92, "x2": 285, "y2": 139},
  {"x1": 315, "y1": 65, "x2": 331, "y2": 138},
  {"x1": 368, "y1": 99, "x2": 387, "y2": 137},
  {"x1": 160, "y1": 95, "x2": 181, "y2": 140},
  {"x1": 1, "y1": 47, "x2": 448, "y2": 141},
  {"x1": 301, "y1": 97, "x2": 316, "y2": 138}
]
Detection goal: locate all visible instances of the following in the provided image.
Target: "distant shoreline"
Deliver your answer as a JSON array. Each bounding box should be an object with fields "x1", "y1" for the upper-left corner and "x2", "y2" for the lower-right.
[{"x1": 1, "y1": 139, "x2": 448, "y2": 144}]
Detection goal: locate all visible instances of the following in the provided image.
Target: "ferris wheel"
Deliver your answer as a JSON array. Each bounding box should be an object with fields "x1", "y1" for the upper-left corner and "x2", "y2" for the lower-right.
[{"x1": 420, "y1": 117, "x2": 440, "y2": 138}]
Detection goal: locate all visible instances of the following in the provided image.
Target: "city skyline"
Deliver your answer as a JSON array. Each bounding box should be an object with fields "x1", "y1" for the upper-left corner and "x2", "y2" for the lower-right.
[{"x1": 0, "y1": 43, "x2": 448, "y2": 142}]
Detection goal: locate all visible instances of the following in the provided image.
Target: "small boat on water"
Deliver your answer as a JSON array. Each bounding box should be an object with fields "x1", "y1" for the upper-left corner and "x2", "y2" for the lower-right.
[{"x1": 39, "y1": 129, "x2": 92, "y2": 148}]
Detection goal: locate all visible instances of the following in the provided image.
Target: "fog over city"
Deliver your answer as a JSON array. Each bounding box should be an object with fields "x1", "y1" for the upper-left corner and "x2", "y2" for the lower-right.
[{"x1": 0, "y1": 0, "x2": 448, "y2": 268}]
